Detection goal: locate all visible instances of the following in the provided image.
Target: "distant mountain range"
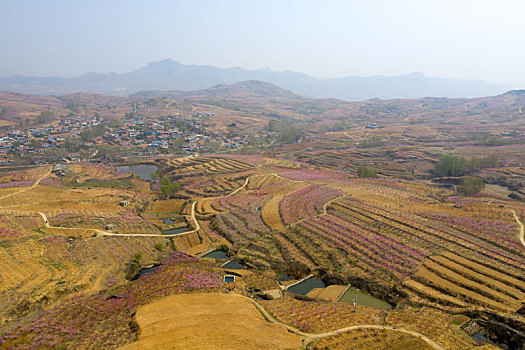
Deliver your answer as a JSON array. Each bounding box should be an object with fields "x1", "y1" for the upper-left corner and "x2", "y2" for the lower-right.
[{"x1": 0, "y1": 59, "x2": 510, "y2": 101}]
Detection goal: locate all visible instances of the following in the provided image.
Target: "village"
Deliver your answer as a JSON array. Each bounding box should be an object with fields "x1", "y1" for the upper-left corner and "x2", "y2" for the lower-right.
[{"x1": 0, "y1": 112, "x2": 253, "y2": 165}]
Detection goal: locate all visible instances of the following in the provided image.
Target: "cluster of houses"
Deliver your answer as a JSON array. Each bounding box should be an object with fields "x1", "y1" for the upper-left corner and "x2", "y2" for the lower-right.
[{"x1": 0, "y1": 112, "x2": 252, "y2": 164}]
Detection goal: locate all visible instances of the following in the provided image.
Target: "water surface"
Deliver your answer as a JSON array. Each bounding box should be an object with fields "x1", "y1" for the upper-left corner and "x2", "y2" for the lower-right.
[
  {"x1": 287, "y1": 277, "x2": 325, "y2": 296},
  {"x1": 339, "y1": 286, "x2": 392, "y2": 310},
  {"x1": 201, "y1": 250, "x2": 229, "y2": 260},
  {"x1": 116, "y1": 164, "x2": 158, "y2": 181},
  {"x1": 138, "y1": 264, "x2": 160, "y2": 278},
  {"x1": 164, "y1": 227, "x2": 189, "y2": 235},
  {"x1": 220, "y1": 260, "x2": 246, "y2": 270}
]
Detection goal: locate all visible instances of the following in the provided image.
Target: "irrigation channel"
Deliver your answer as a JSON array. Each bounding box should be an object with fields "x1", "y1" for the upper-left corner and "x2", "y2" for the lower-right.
[{"x1": 116, "y1": 164, "x2": 157, "y2": 181}]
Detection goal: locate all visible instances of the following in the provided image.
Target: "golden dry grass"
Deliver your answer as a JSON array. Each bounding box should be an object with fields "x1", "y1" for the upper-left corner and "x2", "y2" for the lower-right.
[
  {"x1": 316, "y1": 285, "x2": 348, "y2": 302},
  {"x1": 148, "y1": 199, "x2": 186, "y2": 213},
  {"x1": 119, "y1": 293, "x2": 302, "y2": 350},
  {"x1": 262, "y1": 193, "x2": 285, "y2": 230}
]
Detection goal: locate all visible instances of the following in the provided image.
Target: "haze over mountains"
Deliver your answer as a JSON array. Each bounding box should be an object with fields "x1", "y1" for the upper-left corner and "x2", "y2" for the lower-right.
[{"x1": 0, "y1": 59, "x2": 509, "y2": 101}]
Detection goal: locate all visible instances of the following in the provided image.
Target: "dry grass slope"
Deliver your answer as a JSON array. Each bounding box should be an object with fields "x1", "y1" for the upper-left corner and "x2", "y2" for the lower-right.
[{"x1": 119, "y1": 293, "x2": 302, "y2": 350}]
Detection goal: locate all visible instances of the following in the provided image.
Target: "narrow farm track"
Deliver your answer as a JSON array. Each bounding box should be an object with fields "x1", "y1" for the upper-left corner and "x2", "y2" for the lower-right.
[
  {"x1": 98, "y1": 201, "x2": 200, "y2": 238},
  {"x1": 226, "y1": 176, "x2": 250, "y2": 197},
  {"x1": 510, "y1": 209, "x2": 525, "y2": 248},
  {"x1": 303, "y1": 325, "x2": 445, "y2": 349},
  {"x1": 34, "y1": 211, "x2": 168, "y2": 237},
  {"x1": 321, "y1": 195, "x2": 346, "y2": 216},
  {"x1": 239, "y1": 295, "x2": 445, "y2": 350},
  {"x1": 0, "y1": 166, "x2": 52, "y2": 202},
  {"x1": 291, "y1": 194, "x2": 347, "y2": 227}
]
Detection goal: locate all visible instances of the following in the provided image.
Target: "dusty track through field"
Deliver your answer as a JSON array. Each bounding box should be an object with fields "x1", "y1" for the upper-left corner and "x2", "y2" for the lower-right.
[
  {"x1": 226, "y1": 176, "x2": 250, "y2": 197},
  {"x1": 510, "y1": 209, "x2": 525, "y2": 248},
  {"x1": 0, "y1": 166, "x2": 52, "y2": 201},
  {"x1": 322, "y1": 195, "x2": 346, "y2": 216},
  {"x1": 99, "y1": 201, "x2": 201, "y2": 238},
  {"x1": 237, "y1": 295, "x2": 445, "y2": 350}
]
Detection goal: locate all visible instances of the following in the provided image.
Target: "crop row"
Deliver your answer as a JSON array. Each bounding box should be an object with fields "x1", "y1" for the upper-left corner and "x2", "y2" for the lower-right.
[
  {"x1": 332, "y1": 199, "x2": 525, "y2": 279},
  {"x1": 416, "y1": 211, "x2": 522, "y2": 252},
  {"x1": 296, "y1": 214, "x2": 424, "y2": 278},
  {"x1": 279, "y1": 184, "x2": 342, "y2": 224}
]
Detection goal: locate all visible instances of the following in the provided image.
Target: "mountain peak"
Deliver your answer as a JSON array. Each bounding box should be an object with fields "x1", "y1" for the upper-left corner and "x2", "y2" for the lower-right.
[
  {"x1": 503, "y1": 89, "x2": 525, "y2": 96},
  {"x1": 148, "y1": 58, "x2": 180, "y2": 66}
]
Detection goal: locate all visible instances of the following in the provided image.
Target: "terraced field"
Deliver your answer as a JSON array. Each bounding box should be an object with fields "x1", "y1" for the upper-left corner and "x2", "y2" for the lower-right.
[
  {"x1": 120, "y1": 293, "x2": 302, "y2": 350},
  {"x1": 0, "y1": 235, "x2": 168, "y2": 323},
  {"x1": 0, "y1": 164, "x2": 174, "y2": 326},
  {"x1": 1, "y1": 157, "x2": 524, "y2": 349},
  {"x1": 163, "y1": 156, "x2": 253, "y2": 179},
  {"x1": 198, "y1": 162, "x2": 525, "y2": 328}
]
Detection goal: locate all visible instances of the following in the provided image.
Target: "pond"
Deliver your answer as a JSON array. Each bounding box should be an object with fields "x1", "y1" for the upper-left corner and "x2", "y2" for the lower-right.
[
  {"x1": 287, "y1": 277, "x2": 325, "y2": 296},
  {"x1": 138, "y1": 264, "x2": 160, "y2": 278},
  {"x1": 471, "y1": 333, "x2": 491, "y2": 345},
  {"x1": 161, "y1": 218, "x2": 175, "y2": 224},
  {"x1": 164, "y1": 227, "x2": 189, "y2": 235},
  {"x1": 220, "y1": 260, "x2": 246, "y2": 270},
  {"x1": 116, "y1": 164, "x2": 158, "y2": 181},
  {"x1": 338, "y1": 286, "x2": 392, "y2": 310},
  {"x1": 201, "y1": 250, "x2": 229, "y2": 260}
]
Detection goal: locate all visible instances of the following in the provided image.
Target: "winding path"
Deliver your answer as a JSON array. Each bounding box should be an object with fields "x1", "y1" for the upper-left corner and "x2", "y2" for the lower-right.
[
  {"x1": 99, "y1": 201, "x2": 201, "y2": 238},
  {"x1": 35, "y1": 211, "x2": 169, "y2": 237},
  {"x1": 226, "y1": 176, "x2": 250, "y2": 197},
  {"x1": 510, "y1": 209, "x2": 525, "y2": 248},
  {"x1": 237, "y1": 295, "x2": 444, "y2": 350},
  {"x1": 321, "y1": 195, "x2": 346, "y2": 216},
  {"x1": 0, "y1": 166, "x2": 52, "y2": 201},
  {"x1": 302, "y1": 324, "x2": 444, "y2": 349}
]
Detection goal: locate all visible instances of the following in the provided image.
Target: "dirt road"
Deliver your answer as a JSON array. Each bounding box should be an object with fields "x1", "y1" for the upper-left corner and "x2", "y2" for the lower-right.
[
  {"x1": 0, "y1": 166, "x2": 52, "y2": 201},
  {"x1": 237, "y1": 294, "x2": 445, "y2": 350},
  {"x1": 510, "y1": 209, "x2": 525, "y2": 248},
  {"x1": 226, "y1": 176, "x2": 250, "y2": 197}
]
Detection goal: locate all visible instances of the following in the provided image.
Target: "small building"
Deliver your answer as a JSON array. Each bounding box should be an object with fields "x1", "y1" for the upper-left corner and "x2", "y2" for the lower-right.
[
  {"x1": 52, "y1": 164, "x2": 67, "y2": 176},
  {"x1": 223, "y1": 275, "x2": 236, "y2": 283}
]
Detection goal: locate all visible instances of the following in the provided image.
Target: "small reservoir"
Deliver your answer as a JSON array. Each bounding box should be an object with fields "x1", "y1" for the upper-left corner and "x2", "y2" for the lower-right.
[
  {"x1": 287, "y1": 277, "x2": 325, "y2": 296},
  {"x1": 161, "y1": 218, "x2": 175, "y2": 224},
  {"x1": 164, "y1": 227, "x2": 189, "y2": 235},
  {"x1": 338, "y1": 286, "x2": 392, "y2": 310},
  {"x1": 116, "y1": 164, "x2": 158, "y2": 181},
  {"x1": 220, "y1": 260, "x2": 246, "y2": 270},
  {"x1": 138, "y1": 264, "x2": 160, "y2": 278},
  {"x1": 201, "y1": 250, "x2": 229, "y2": 260}
]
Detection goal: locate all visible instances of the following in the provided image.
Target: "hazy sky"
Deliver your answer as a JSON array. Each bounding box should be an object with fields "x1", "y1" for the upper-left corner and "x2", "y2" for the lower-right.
[{"x1": 1, "y1": 0, "x2": 524, "y2": 86}]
